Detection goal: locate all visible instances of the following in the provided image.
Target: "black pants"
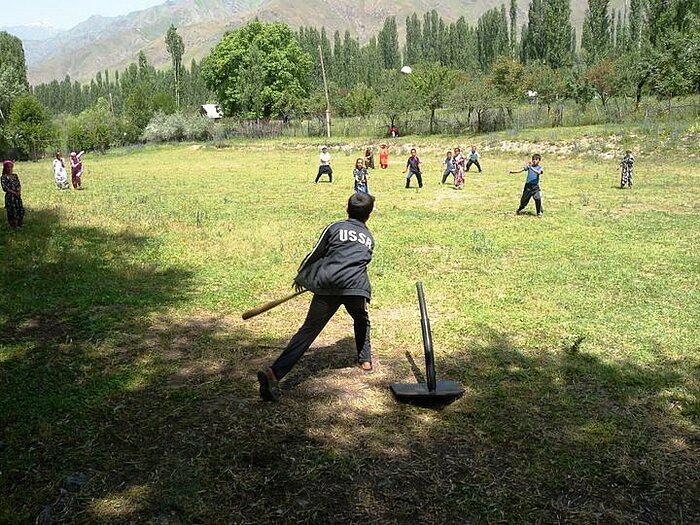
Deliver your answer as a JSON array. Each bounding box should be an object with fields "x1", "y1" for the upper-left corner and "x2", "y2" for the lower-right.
[
  {"x1": 406, "y1": 170, "x2": 423, "y2": 188},
  {"x1": 271, "y1": 295, "x2": 371, "y2": 380},
  {"x1": 466, "y1": 159, "x2": 481, "y2": 172},
  {"x1": 315, "y1": 165, "x2": 333, "y2": 183},
  {"x1": 518, "y1": 183, "x2": 542, "y2": 214}
]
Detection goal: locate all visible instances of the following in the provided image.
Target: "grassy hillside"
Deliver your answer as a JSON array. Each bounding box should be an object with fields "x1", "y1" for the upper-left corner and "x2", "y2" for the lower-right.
[{"x1": 1, "y1": 124, "x2": 698, "y2": 522}]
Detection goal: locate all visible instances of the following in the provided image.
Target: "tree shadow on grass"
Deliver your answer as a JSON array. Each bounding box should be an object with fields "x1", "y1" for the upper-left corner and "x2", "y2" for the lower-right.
[
  {"x1": 0, "y1": 208, "x2": 194, "y2": 523},
  {"x1": 2, "y1": 216, "x2": 698, "y2": 523},
  {"x1": 4, "y1": 316, "x2": 697, "y2": 524}
]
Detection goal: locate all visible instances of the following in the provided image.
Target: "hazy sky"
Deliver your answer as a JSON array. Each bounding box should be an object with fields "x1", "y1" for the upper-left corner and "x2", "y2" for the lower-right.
[{"x1": 2, "y1": 0, "x2": 166, "y2": 29}]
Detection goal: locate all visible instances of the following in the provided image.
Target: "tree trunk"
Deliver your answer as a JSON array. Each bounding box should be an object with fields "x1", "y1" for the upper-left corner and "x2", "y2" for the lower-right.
[{"x1": 430, "y1": 107, "x2": 436, "y2": 134}]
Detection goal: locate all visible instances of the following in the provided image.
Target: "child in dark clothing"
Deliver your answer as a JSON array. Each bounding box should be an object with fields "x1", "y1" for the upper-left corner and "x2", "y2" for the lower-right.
[
  {"x1": 257, "y1": 193, "x2": 376, "y2": 401},
  {"x1": 364, "y1": 147, "x2": 375, "y2": 170},
  {"x1": 2, "y1": 160, "x2": 24, "y2": 229},
  {"x1": 620, "y1": 150, "x2": 634, "y2": 188},
  {"x1": 509, "y1": 154, "x2": 544, "y2": 218},
  {"x1": 403, "y1": 148, "x2": 423, "y2": 188},
  {"x1": 441, "y1": 150, "x2": 455, "y2": 185}
]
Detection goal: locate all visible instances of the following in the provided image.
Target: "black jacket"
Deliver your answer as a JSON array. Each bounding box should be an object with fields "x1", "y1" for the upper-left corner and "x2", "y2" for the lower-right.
[{"x1": 295, "y1": 218, "x2": 374, "y2": 300}]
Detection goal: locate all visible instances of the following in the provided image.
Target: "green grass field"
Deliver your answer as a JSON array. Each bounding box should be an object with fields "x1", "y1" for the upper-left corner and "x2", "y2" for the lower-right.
[{"x1": 1, "y1": 126, "x2": 699, "y2": 523}]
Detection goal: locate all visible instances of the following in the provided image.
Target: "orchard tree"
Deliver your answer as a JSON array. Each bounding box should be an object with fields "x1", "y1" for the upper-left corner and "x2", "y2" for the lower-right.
[
  {"x1": 345, "y1": 83, "x2": 376, "y2": 117},
  {"x1": 490, "y1": 56, "x2": 525, "y2": 101},
  {"x1": 409, "y1": 62, "x2": 456, "y2": 133},
  {"x1": 202, "y1": 20, "x2": 312, "y2": 118},
  {"x1": 375, "y1": 73, "x2": 416, "y2": 131},
  {"x1": 584, "y1": 58, "x2": 617, "y2": 107},
  {"x1": 451, "y1": 76, "x2": 510, "y2": 132}
]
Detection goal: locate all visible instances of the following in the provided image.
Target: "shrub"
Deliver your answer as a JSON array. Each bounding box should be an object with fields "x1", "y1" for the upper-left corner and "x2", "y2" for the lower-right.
[
  {"x1": 65, "y1": 98, "x2": 119, "y2": 153},
  {"x1": 142, "y1": 112, "x2": 214, "y2": 143}
]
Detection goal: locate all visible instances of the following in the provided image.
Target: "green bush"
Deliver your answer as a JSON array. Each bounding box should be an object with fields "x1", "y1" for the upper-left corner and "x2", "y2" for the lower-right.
[
  {"x1": 65, "y1": 98, "x2": 119, "y2": 153},
  {"x1": 142, "y1": 112, "x2": 214, "y2": 143}
]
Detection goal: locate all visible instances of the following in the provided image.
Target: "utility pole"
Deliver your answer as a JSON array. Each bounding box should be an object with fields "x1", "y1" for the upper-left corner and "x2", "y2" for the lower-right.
[{"x1": 318, "y1": 45, "x2": 331, "y2": 138}]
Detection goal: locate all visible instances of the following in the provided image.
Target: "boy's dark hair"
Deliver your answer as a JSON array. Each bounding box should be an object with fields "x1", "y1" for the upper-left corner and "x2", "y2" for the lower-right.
[
  {"x1": 347, "y1": 193, "x2": 375, "y2": 222},
  {"x1": 532, "y1": 153, "x2": 542, "y2": 161}
]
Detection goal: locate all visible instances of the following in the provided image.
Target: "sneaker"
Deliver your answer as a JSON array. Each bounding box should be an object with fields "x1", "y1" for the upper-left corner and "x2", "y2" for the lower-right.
[
  {"x1": 257, "y1": 367, "x2": 281, "y2": 401},
  {"x1": 537, "y1": 212, "x2": 543, "y2": 219},
  {"x1": 516, "y1": 209, "x2": 524, "y2": 215}
]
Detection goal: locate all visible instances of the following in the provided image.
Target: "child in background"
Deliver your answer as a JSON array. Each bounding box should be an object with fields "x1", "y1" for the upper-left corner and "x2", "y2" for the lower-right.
[
  {"x1": 453, "y1": 147, "x2": 465, "y2": 189},
  {"x1": 1, "y1": 160, "x2": 24, "y2": 229},
  {"x1": 69, "y1": 150, "x2": 85, "y2": 190},
  {"x1": 509, "y1": 153, "x2": 544, "y2": 218},
  {"x1": 441, "y1": 150, "x2": 455, "y2": 185},
  {"x1": 52, "y1": 151, "x2": 69, "y2": 189},
  {"x1": 403, "y1": 148, "x2": 423, "y2": 188},
  {"x1": 379, "y1": 144, "x2": 389, "y2": 169},
  {"x1": 620, "y1": 150, "x2": 634, "y2": 189},
  {"x1": 364, "y1": 147, "x2": 375, "y2": 170},
  {"x1": 466, "y1": 145, "x2": 482, "y2": 173},
  {"x1": 353, "y1": 158, "x2": 369, "y2": 194},
  {"x1": 315, "y1": 145, "x2": 333, "y2": 183},
  {"x1": 257, "y1": 193, "x2": 376, "y2": 401}
]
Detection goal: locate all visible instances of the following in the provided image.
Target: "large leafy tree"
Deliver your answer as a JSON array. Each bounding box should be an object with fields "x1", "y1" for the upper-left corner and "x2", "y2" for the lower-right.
[
  {"x1": 0, "y1": 32, "x2": 28, "y2": 120},
  {"x1": 202, "y1": 20, "x2": 312, "y2": 118},
  {"x1": 7, "y1": 95, "x2": 55, "y2": 160}
]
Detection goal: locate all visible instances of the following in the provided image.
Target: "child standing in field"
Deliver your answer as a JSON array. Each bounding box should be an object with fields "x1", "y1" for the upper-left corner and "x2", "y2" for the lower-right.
[
  {"x1": 453, "y1": 147, "x2": 465, "y2": 189},
  {"x1": 52, "y1": 151, "x2": 69, "y2": 190},
  {"x1": 379, "y1": 144, "x2": 389, "y2": 169},
  {"x1": 315, "y1": 145, "x2": 333, "y2": 183},
  {"x1": 257, "y1": 193, "x2": 376, "y2": 401},
  {"x1": 353, "y1": 158, "x2": 369, "y2": 194},
  {"x1": 403, "y1": 148, "x2": 423, "y2": 188},
  {"x1": 441, "y1": 150, "x2": 455, "y2": 185},
  {"x1": 2, "y1": 160, "x2": 24, "y2": 229},
  {"x1": 466, "y1": 145, "x2": 482, "y2": 173},
  {"x1": 620, "y1": 150, "x2": 634, "y2": 189},
  {"x1": 69, "y1": 151, "x2": 85, "y2": 190},
  {"x1": 509, "y1": 153, "x2": 544, "y2": 218},
  {"x1": 364, "y1": 147, "x2": 375, "y2": 170}
]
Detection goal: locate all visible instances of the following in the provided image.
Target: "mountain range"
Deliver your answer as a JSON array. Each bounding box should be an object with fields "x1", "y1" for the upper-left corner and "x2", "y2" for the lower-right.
[{"x1": 4, "y1": 0, "x2": 603, "y2": 86}]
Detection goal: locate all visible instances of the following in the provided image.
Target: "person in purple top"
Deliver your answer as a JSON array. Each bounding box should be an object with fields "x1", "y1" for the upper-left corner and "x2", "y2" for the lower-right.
[
  {"x1": 69, "y1": 150, "x2": 85, "y2": 190},
  {"x1": 509, "y1": 153, "x2": 544, "y2": 218},
  {"x1": 402, "y1": 148, "x2": 423, "y2": 189}
]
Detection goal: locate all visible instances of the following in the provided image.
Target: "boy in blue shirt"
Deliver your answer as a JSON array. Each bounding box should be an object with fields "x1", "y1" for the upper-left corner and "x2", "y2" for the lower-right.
[
  {"x1": 509, "y1": 153, "x2": 544, "y2": 218},
  {"x1": 466, "y1": 145, "x2": 482, "y2": 172}
]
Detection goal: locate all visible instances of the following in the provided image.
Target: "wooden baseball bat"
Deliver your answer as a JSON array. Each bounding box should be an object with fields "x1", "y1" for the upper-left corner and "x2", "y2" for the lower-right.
[{"x1": 241, "y1": 290, "x2": 307, "y2": 320}]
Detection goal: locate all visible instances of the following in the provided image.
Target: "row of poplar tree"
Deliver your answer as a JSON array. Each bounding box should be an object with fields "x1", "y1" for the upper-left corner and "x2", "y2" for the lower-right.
[
  {"x1": 4, "y1": 0, "x2": 697, "y2": 149},
  {"x1": 295, "y1": 0, "x2": 697, "y2": 94},
  {"x1": 30, "y1": 0, "x2": 700, "y2": 120}
]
